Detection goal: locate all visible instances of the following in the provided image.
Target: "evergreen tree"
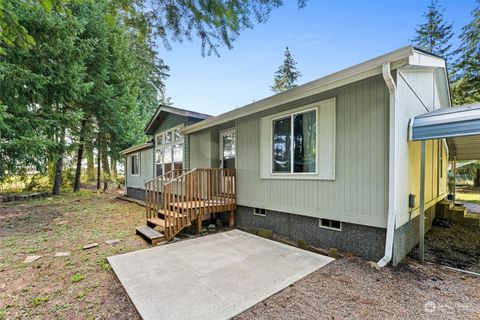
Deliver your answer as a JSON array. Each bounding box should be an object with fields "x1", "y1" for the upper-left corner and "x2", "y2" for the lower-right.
[
  {"x1": 412, "y1": 0, "x2": 454, "y2": 58},
  {"x1": 451, "y1": 2, "x2": 480, "y2": 105},
  {"x1": 271, "y1": 47, "x2": 302, "y2": 93}
]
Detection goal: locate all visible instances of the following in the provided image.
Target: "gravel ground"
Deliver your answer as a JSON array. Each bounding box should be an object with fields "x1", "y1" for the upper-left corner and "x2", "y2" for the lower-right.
[{"x1": 235, "y1": 256, "x2": 480, "y2": 320}]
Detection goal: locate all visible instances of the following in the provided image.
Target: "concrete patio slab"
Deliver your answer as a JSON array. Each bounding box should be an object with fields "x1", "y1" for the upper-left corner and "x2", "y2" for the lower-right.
[{"x1": 108, "y1": 229, "x2": 334, "y2": 320}]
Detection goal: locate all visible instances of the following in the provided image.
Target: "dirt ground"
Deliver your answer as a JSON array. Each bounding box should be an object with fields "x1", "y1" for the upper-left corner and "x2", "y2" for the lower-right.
[
  {"x1": 1, "y1": 193, "x2": 480, "y2": 319},
  {"x1": 408, "y1": 189, "x2": 480, "y2": 273},
  {"x1": 414, "y1": 224, "x2": 480, "y2": 273},
  {"x1": 0, "y1": 192, "x2": 145, "y2": 320}
]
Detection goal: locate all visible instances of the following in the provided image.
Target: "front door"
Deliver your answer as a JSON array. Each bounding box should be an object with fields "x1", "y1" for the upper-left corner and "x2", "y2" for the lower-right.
[{"x1": 219, "y1": 128, "x2": 236, "y2": 169}]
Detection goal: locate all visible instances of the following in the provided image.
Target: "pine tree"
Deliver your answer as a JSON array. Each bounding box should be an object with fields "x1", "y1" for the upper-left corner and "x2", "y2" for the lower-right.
[
  {"x1": 451, "y1": 2, "x2": 480, "y2": 105},
  {"x1": 271, "y1": 47, "x2": 302, "y2": 93},
  {"x1": 412, "y1": 0, "x2": 454, "y2": 58}
]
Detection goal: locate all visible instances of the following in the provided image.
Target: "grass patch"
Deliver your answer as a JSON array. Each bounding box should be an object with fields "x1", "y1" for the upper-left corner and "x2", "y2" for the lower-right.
[
  {"x1": 456, "y1": 191, "x2": 480, "y2": 205},
  {"x1": 97, "y1": 257, "x2": 112, "y2": 271},
  {"x1": 71, "y1": 273, "x2": 85, "y2": 283},
  {"x1": 31, "y1": 296, "x2": 49, "y2": 306}
]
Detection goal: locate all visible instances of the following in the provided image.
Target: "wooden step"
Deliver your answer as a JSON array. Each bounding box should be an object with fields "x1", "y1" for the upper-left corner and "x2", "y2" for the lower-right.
[
  {"x1": 147, "y1": 218, "x2": 166, "y2": 230},
  {"x1": 136, "y1": 226, "x2": 165, "y2": 245},
  {"x1": 157, "y1": 209, "x2": 188, "y2": 219}
]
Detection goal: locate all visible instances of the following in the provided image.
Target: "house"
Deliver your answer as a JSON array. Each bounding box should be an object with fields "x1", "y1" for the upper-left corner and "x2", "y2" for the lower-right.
[{"x1": 121, "y1": 45, "x2": 453, "y2": 266}]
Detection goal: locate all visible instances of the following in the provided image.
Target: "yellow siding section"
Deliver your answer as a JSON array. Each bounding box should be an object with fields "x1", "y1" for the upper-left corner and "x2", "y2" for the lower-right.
[{"x1": 408, "y1": 140, "x2": 447, "y2": 217}]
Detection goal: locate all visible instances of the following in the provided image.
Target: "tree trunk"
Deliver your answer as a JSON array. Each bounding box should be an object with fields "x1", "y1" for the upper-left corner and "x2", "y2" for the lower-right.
[
  {"x1": 102, "y1": 145, "x2": 111, "y2": 192},
  {"x1": 52, "y1": 128, "x2": 66, "y2": 195},
  {"x1": 73, "y1": 119, "x2": 87, "y2": 192},
  {"x1": 475, "y1": 168, "x2": 480, "y2": 188},
  {"x1": 86, "y1": 141, "x2": 95, "y2": 181},
  {"x1": 96, "y1": 136, "x2": 101, "y2": 190},
  {"x1": 111, "y1": 158, "x2": 118, "y2": 181}
]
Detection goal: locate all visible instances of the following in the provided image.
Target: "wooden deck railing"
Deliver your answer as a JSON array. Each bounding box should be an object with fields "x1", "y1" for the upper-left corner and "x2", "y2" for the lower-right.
[
  {"x1": 145, "y1": 168, "x2": 236, "y2": 241},
  {"x1": 145, "y1": 169, "x2": 188, "y2": 219}
]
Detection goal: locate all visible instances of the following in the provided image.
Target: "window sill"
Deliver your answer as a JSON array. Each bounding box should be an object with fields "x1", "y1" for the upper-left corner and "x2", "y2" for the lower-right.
[{"x1": 260, "y1": 174, "x2": 334, "y2": 181}]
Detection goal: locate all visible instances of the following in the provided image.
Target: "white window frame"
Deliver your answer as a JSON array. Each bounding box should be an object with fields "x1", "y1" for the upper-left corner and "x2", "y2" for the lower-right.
[
  {"x1": 271, "y1": 106, "x2": 318, "y2": 176},
  {"x1": 319, "y1": 218, "x2": 342, "y2": 231},
  {"x1": 155, "y1": 125, "x2": 185, "y2": 176},
  {"x1": 219, "y1": 128, "x2": 236, "y2": 169},
  {"x1": 252, "y1": 207, "x2": 266, "y2": 217},
  {"x1": 260, "y1": 97, "x2": 335, "y2": 180},
  {"x1": 131, "y1": 153, "x2": 140, "y2": 176}
]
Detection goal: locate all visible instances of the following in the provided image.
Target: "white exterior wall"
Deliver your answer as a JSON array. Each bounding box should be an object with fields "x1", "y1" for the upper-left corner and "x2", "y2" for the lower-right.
[{"x1": 395, "y1": 68, "x2": 449, "y2": 229}]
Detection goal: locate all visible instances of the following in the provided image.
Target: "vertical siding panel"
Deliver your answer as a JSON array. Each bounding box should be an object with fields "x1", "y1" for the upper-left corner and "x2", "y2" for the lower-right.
[{"x1": 202, "y1": 75, "x2": 389, "y2": 228}]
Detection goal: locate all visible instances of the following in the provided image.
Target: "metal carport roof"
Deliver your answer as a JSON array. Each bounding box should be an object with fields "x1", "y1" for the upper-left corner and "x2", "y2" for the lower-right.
[
  {"x1": 409, "y1": 102, "x2": 480, "y2": 160},
  {"x1": 409, "y1": 102, "x2": 480, "y2": 263}
]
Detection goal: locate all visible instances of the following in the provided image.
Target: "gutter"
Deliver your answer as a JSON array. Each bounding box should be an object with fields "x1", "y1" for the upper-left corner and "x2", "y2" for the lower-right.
[
  {"x1": 183, "y1": 46, "x2": 414, "y2": 134},
  {"x1": 378, "y1": 62, "x2": 397, "y2": 267}
]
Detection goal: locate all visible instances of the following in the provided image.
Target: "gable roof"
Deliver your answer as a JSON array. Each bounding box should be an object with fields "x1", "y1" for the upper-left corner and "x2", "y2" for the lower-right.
[
  {"x1": 120, "y1": 142, "x2": 154, "y2": 156},
  {"x1": 144, "y1": 105, "x2": 211, "y2": 135},
  {"x1": 183, "y1": 45, "x2": 450, "y2": 134}
]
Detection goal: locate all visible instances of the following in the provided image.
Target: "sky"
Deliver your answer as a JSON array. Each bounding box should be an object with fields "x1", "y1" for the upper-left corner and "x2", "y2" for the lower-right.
[{"x1": 157, "y1": 0, "x2": 476, "y2": 116}]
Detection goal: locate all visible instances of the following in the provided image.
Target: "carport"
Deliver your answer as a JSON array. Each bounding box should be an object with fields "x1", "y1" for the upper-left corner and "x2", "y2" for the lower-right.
[{"x1": 409, "y1": 102, "x2": 480, "y2": 261}]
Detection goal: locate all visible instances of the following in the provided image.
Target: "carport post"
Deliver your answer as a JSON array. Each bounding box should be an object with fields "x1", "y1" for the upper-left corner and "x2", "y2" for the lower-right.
[
  {"x1": 453, "y1": 156, "x2": 457, "y2": 203},
  {"x1": 419, "y1": 140, "x2": 426, "y2": 262}
]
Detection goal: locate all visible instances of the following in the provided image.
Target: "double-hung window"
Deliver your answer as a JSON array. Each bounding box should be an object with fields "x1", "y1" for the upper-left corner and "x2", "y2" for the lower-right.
[
  {"x1": 272, "y1": 109, "x2": 317, "y2": 174},
  {"x1": 155, "y1": 126, "x2": 184, "y2": 177}
]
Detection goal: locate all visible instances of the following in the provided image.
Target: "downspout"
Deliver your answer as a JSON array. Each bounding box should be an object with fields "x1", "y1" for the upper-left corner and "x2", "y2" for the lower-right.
[{"x1": 378, "y1": 62, "x2": 397, "y2": 267}]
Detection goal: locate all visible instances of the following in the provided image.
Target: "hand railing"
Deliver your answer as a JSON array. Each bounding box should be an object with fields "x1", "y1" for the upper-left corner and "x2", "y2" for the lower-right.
[
  {"x1": 145, "y1": 169, "x2": 189, "y2": 219},
  {"x1": 162, "y1": 168, "x2": 236, "y2": 240}
]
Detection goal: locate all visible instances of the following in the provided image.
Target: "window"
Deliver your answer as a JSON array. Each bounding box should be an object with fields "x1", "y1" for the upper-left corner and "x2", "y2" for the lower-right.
[
  {"x1": 173, "y1": 143, "x2": 183, "y2": 169},
  {"x1": 131, "y1": 154, "x2": 140, "y2": 175},
  {"x1": 319, "y1": 218, "x2": 341, "y2": 231},
  {"x1": 164, "y1": 131, "x2": 172, "y2": 144},
  {"x1": 156, "y1": 134, "x2": 163, "y2": 145},
  {"x1": 253, "y1": 208, "x2": 266, "y2": 216},
  {"x1": 260, "y1": 98, "x2": 335, "y2": 180},
  {"x1": 272, "y1": 109, "x2": 316, "y2": 173},
  {"x1": 155, "y1": 126, "x2": 184, "y2": 177},
  {"x1": 174, "y1": 128, "x2": 182, "y2": 141}
]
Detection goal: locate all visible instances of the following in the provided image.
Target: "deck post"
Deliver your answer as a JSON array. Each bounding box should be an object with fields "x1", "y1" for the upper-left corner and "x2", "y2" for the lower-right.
[
  {"x1": 229, "y1": 209, "x2": 235, "y2": 227},
  {"x1": 419, "y1": 140, "x2": 426, "y2": 263},
  {"x1": 196, "y1": 212, "x2": 202, "y2": 234}
]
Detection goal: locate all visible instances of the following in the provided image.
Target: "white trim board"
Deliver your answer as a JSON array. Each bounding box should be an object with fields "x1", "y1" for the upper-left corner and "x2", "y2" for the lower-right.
[{"x1": 183, "y1": 46, "x2": 448, "y2": 134}]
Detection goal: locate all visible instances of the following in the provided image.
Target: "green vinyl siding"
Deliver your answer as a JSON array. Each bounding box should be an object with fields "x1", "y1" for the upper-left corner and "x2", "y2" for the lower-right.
[{"x1": 125, "y1": 148, "x2": 154, "y2": 189}]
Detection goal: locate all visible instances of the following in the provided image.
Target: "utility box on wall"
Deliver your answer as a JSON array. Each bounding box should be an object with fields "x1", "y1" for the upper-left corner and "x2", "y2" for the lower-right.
[{"x1": 409, "y1": 193, "x2": 416, "y2": 209}]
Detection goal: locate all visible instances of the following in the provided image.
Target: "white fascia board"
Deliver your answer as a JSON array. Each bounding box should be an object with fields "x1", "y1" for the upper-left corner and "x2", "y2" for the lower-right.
[
  {"x1": 408, "y1": 50, "x2": 446, "y2": 69},
  {"x1": 183, "y1": 46, "x2": 415, "y2": 134},
  {"x1": 403, "y1": 50, "x2": 451, "y2": 107},
  {"x1": 120, "y1": 142, "x2": 154, "y2": 156}
]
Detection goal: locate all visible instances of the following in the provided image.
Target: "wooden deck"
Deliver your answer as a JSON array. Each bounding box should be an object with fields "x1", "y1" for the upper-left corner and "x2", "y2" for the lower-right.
[{"x1": 142, "y1": 168, "x2": 236, "y2": 243}]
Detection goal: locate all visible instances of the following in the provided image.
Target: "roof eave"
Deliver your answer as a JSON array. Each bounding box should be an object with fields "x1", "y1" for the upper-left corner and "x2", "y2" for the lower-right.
[
  {"x1": 183, "y1": 45, "x2": 415, "y2": 134},
  {"x1": 144, "y1": 105, "x2": 212, "y2": 135},
  {"x1": 120, "y1": 142, "x2": 154, "y2": 156}
]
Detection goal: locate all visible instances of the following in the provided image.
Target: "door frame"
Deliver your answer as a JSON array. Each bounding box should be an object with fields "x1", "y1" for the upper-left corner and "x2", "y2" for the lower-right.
[{"x1": 219, "y1": 128, "x2": 236, "y2": 169}]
